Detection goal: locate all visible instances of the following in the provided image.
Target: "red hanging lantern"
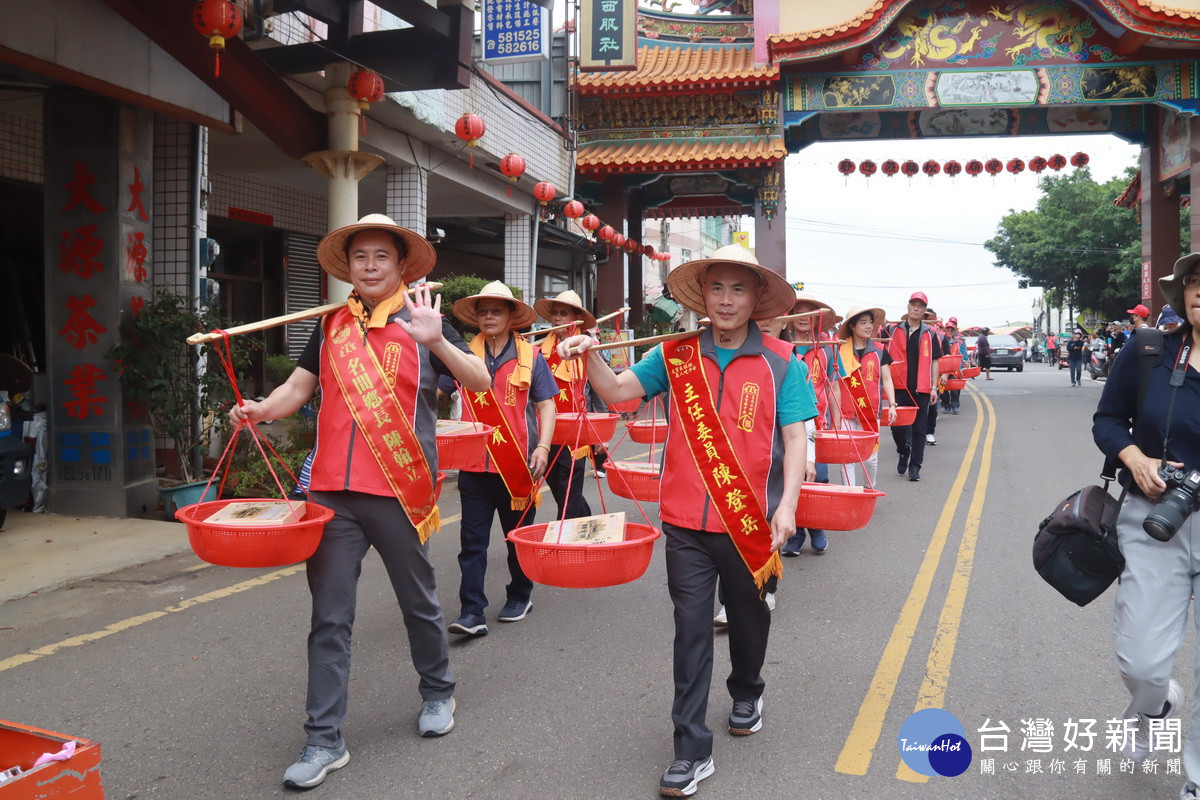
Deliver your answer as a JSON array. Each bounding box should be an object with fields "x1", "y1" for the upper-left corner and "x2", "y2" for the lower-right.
[
  {"x1": 643, "y1": 244, "x2": 656, "y2": 258},
  {"x1": 1006, "y1": 158, "x2": 1025, "y2": 175},
  {"x1": 533, "y1": 181, "x2": 557, "y2": 206},
  {"x1": 944, "y1": 160, "x2": 962, "y2": 177},
  {"x1": 623, "y1": 239, "x2": 639, "y2": 253},
  {"x1": 499, "y1": 153, "x2": 526, "y2": 197},
  {"x1": 901, "y1": 160, "x2": 919, "y2": 177},
  {"x1": 984, "y1": 158, "x2": 1003, "y2": 176},
  {"x1": 922, "y1": 159, "x2": 941, "y2": 176},
  {"x1": 612, "y1": 233, "x2": 626, "y2": 248},
  {"x1": 192, "y1": 0, "x2": 243, "y2": 78},
  {"x1": 347, "y1": 69, "x2": 385, "y2": 136},
  {"x1": 881, "y1": 159, "x2": 900, "y2": 177},
  {"x1": 597, "y1": 224, "x2": 615, "y2": 242},
  {"x1": 454, "y1": 113, "x2": 486, "y2": 168},
  {"x1": 837, "y1": 158, "x2": 856, "y2": 176},
  {"x1": 562, "y1": 200, "x2": 585, "y2": 220},
  {"x1": 1048, "y1": 154, "x2": 1067, "y2": 171},
  {"x1": 580, "y1": 214, "x2": 601, "y2": 239},
  {"x1": 859, "y1": 159, "x2": 877, "y2": 177},
  {"x1": 1029, "y1": 156, "x2": 1048, "y2": 174},
  {"x1": 965, "y1": 159, "x2": 984, "y2": 177},
  {"x1": 1070, "y1": 152, "x2": 1090, "y2": 168}
]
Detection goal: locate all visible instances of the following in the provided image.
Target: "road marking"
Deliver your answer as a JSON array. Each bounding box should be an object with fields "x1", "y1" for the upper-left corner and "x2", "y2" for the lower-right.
[
  {"x1": 834, "y1": 391, "x2": 987, "y2": 776},
  {"x1": 896, "y1": 385, "x2": 997, "y2": 781}
]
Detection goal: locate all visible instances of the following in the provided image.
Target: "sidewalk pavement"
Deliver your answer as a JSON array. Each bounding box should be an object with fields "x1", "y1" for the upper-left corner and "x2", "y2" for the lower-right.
[{"x1": 0, "y1": 510, "x2": 192, "y2": 603}]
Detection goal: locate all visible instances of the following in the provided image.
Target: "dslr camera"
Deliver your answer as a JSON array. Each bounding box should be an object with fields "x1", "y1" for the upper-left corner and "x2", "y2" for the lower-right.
[{"x1": 1143, "y1": 466, "x2": 1200, "y2": 542}]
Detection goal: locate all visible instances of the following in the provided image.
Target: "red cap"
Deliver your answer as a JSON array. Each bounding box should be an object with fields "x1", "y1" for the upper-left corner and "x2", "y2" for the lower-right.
[
  {"x1": 909, "y1": 291, "x2": 928, "y2": 305},
  {"x1": 1126, "y1": 304, "x2": 1150, "y2": 318}
]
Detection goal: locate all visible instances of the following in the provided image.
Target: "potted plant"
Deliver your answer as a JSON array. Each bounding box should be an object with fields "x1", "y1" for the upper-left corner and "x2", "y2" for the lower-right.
[{"x1": 108, "y1": 290, "x2": 254, "y2": 515}]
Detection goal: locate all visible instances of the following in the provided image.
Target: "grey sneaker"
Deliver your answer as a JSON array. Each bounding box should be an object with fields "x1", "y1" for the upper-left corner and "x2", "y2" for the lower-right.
[
  {"x1": 728, "y1": 697, "x2": 763, "y2": 735},
  {"x1": 282, "y1": 744, "x2": 349, "y2": 789},
  {"x1": 659, "y1": 756, "x2": 714, "y2": 797},
  {"x1": 712, "y1": 605, "x2": 728, "y2": 627},
  {"x1": 418, "y1": 696, "x2": 456, "y2": 737}
]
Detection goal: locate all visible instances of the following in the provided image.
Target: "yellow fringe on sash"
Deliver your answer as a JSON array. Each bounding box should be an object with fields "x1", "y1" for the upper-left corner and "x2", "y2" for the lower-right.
[
  {"x1": 571, "y1": 445, "x2": 591, "y2": 460},
  {"x1": 415, "y1": 506, "x2": 442, "y2": 545},
  {"x1": 510, "y1": 490, "x2": 543, "y2": 512},
  {"x1": 752, "y1": 551, "x2": 783, "y2": 590}
]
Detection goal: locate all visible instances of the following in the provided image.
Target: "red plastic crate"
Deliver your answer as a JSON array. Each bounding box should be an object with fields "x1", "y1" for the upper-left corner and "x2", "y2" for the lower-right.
[{"x1": 0, "y1": 720, "x2": 103, "y2": 799}]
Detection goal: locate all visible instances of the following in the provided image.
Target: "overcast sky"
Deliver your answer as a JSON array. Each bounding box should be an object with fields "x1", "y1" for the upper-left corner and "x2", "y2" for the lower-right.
[{"x1": 747, "y1": 134, "x2": 1141, "y2": 329}]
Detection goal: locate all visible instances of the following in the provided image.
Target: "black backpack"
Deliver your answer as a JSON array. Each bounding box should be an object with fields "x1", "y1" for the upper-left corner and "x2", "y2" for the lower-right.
[{"x1": 1031, "y1": 328, "x2": 1163, "y2": 606}]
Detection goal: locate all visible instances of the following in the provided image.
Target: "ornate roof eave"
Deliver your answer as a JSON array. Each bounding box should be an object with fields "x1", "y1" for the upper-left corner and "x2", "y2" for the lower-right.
[
  {"x1": 576, "y1": 45, "x2": 779, "y2": 95},
  {"x1": 576, "y1": 135, "x2": 786, "y2": 175},
  {"x1": 767, "y1": 0, "x2": 1200, "y2": 64}
]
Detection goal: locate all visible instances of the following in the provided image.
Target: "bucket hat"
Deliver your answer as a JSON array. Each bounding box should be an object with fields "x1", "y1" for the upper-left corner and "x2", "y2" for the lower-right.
[
  {"x1": 838, "y1": 305, "x2": 886, "y2": 340},
  {"x1": 1160, "y1": 253, "x2": 1200, "y2": 311},
  {"x1": 316, "y1": 213, "x2": 436, "y2": 284},
  {"x1": 665, "y1": 244, "x2": 794, "y2": 321},
  {"x1": 451, "y1": 280, "x2": 536, "y2": 329}
]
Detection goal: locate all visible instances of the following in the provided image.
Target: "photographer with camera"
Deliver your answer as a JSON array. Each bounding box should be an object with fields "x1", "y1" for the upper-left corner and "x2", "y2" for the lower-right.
[{"x1": 1092, "y1": 253, "x2": 1200, "y2": 799}]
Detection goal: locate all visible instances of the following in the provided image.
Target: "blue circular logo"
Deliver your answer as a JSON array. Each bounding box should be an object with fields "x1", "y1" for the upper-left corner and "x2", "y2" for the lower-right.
[{"x1": 898, "y1": 708, "x2": 973, "y2": 777}]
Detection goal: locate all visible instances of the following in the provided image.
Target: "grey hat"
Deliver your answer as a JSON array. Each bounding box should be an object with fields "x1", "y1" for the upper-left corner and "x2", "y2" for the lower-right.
[{"x1": 1161, "y1": 253, "x2": 1200, "y2": 311}]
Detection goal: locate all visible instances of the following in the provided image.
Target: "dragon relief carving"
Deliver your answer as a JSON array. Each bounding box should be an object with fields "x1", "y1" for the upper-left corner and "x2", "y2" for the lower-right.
[
  {"x1": 987, "y1": 3, "x2": 1094, "y2": 59},
  {"x1": 879, "y1": 12, "x2": 991, "y2": 67}
]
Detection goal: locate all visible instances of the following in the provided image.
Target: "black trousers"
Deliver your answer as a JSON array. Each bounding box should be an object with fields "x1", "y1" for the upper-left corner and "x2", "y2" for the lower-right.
[
  {"x1": 545, "y1": 445, "x2": 591, "y2": 520},
  {"x1": 664, "y1": 522, "x2": 771, "y2": 760},
  {"x1": 892, "y1": 390, "x2": 931, "y2": 469}
]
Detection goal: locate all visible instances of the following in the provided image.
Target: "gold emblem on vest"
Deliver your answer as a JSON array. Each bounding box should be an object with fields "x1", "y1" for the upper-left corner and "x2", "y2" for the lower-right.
[
  {"x1": 330, "y1": 325, "x2": 352, "y2": 345},
  {"x1": 737, "y1": 383, "x2": 759, "y2": 432},
  {"x1": 382, "y1": 342, "x2": 402, "y2": 387}
]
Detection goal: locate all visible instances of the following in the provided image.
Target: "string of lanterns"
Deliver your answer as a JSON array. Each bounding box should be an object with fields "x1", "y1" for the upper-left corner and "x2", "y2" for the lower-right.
[{"x1": 838, "y1": 152, "x2": 1089, "y2": 178}]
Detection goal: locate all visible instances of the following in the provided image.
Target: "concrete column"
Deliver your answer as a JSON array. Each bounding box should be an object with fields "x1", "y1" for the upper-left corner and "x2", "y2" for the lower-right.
[
  {"x1": 386, "y1": 164, "x2": 428, "y2": 235},
  {"x1": 1141, "y1": 108, "x2": 1179, "y2": 322},
  {"x1": 504, "y1": 212, "x2": 535, "y2": 303},
  {"x1": 754, "y1": 163, "x2": 786, "y2": 276},
  {"x1": 301, "y1": 62, "x2": 383, "y2": 302},
  {"x1": 626, "y1": 189, "x2": 645, "y2": 326},
  {"x1": 594, "y1": 176, "x2": 628, "y2": 315}
]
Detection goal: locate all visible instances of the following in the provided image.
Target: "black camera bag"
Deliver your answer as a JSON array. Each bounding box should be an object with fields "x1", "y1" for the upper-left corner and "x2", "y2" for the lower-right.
[{"x1": 1033, "y1": 485, "x2": 1124, "y2": 606}]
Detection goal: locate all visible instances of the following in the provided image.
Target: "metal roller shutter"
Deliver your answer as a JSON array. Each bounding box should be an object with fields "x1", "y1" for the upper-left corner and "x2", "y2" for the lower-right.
[{"x1": 285, "y1": 233, "x2": 322, "y2": 361}]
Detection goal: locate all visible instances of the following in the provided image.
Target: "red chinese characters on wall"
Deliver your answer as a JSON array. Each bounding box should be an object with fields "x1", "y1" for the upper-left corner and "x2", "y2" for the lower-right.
[
  {"x1": 59, "y1": 224, "x2": 105, "y2": 278},
  {"x1": 58, "y1": 294, "x2": 108, "y2": 350},
  {"x1": 130, "y1": 295, "x2": 145, "y2": 317},
  {"x1": 63, "y1": 363, "x2": 109, "y2": 419},
  {"x1": 62, "y1": 161, "x2": 108, "y2": 214},
  {"x1": 126, "y1": 165, "x2": 148, "y2": 221},
  {"x1": 125, "y1": 231, "x2": 148, "y2": 282}
]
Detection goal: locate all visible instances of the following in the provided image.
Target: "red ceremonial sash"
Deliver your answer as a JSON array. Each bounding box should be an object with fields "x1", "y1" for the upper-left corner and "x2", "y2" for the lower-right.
[
  {"x1": 664, "y1": 338, "x2": 781, "y2": 589},
  {"x1": 463, "y1": 387, "x2": 541, "y2": 511},
  {"x1": 323, "y1": 313, "x2": 441, "y2": 542},
  {"x1": 838, "y1": 340, "x2": 879, "y2": 433}
]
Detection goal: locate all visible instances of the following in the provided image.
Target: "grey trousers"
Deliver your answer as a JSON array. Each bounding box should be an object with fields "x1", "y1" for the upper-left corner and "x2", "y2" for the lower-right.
[
  {"x1": 304, "y1": 491, "x2": 455, "y2": 749},
  {"x1": 664, "y1": 522, "x2": 771, "y2": 761},
  {"x1": 1114, "y1": 492, "x2": 1200, "y2": 781}
]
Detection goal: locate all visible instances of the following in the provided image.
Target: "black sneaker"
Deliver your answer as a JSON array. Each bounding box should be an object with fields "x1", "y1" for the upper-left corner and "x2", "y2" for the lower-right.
[
  {"x1": 659, "y1": 756, "x2": 714, "y2": 797},
  {"x1": 498, "y1": 599, "x2": 532, "y2": 622},
  {"x1": 448, "y1": 613, "x2": 488, "y2": 636},
  {"x1": 897, "y1": 454, "x2": 909, "y2": 475},
  {"x1": 908, "y1": 467, "x2": 921, "y2": 482},
  {"x1": 728, "y1": 697, "x2": 763, "y2": 735}
]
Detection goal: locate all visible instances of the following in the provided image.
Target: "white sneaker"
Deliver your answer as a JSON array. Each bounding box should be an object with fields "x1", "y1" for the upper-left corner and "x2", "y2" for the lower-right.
[
  {"x1": 1123, "y1": 679, "x2": 1182, "y2": 762},
  {"x1": 925, "y1": 433, "x2": 936, "y2": 445},
  {"x1": 765, "y1": 592, "x2": 776, "y2": 612},
  {"x1": 713, "y1": 605, "x2": 728, "y2": 627},
  {"x1": 1181, "y1": 782, "x2": 1199, "y2": 800}
]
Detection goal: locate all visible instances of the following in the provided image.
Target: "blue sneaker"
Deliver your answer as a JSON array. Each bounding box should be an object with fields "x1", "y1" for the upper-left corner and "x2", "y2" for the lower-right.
[
  {"x1": 448, "y1": 613, "x2": 488, "y2": 636},
  {"x1": 781, "y1": 531, "x2": 805, "y2": 556},
  {"x1": 498, "y1": 598, "x2": 533, "y2": 622},
  {"x1": 810, "y1": 530, "x2": 828, "y2": 553},
  {"x1": 283, "y1": 744, "x2": 349, "y2": 789}
]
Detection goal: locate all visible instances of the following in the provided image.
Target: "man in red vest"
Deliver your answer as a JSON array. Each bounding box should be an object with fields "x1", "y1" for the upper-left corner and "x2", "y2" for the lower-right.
[
  {"x1": 230, "y1": 214, "x2": 490, "y2": 789},
  {"x1": 887, "y1": 291, "x2": 942, "y2": 482},
  {"x1": 558, "y1": 244, "x2": 816, "y2": 798},
  {"x1": 449, "y1": 282, "x2": 559, "y2": 638}
]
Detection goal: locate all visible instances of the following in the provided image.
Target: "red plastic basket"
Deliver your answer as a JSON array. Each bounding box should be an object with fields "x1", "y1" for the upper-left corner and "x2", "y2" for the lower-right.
[
  {"x1": 507, "y1": 522, "x2": 661, "y2": 588},
  {"x1": 550, "y1": 412, "x2": 619, "y2": 446},
  {"x1": 176, "y1": 499, "x2": 334, "y2": 568},
  {"x1": 609, "y1": 397, "x2": 641, "y2": 413},
  {"x1": 606, "y1": 460, "x2": 661, "y2": 502},
  {"x1": 794, "y1": 485, "x2": 886, "y2": 531},
  {"x1": 944, "y1": 378, "x2": 967, "y2": 391},
  {"x1": 960, "y1": 366, "x2": 981, "y2": 379},
  {"x1": 627, "y1": 419, "x2": 668, "y2": 444},
  {"x1": 436, "y1": 421, "x2": 492, "y2": 471},
  {"x1": 938, "y1": 354, "x2": 962, "y2": 373},
  {"x1": 814, "y1": 430, "x2": 879, "y2": 463},
  {"x1": 880, "y1": 405, "x2": 917, "y2": 426}
]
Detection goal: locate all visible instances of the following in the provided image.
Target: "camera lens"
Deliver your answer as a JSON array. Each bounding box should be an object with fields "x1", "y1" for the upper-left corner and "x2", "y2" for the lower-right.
[{"x1": 1144, "y1": 489, "x2": 1192, "y2": 542}]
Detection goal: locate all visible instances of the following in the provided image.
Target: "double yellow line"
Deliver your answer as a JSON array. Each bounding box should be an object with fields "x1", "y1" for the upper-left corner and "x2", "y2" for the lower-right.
[{"x1": 834, "y1": 384, "x2": 998, "y2": 781}]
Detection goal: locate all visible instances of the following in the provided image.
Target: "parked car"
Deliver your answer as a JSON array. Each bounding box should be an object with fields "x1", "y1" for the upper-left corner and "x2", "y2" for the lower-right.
[
  {"x1": 985, "y1": 334, "x2": 1025, "y2": 372},
  {"x1": 0, "y1": 394, "x2": 33, "y2": 529}
]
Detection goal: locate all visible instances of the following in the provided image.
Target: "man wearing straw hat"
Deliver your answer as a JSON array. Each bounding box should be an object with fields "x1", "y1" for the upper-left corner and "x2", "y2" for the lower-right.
[
  {"x1": 836, "y1": 305, "x2": 898, "y2": 488},
  {"x1": 448, "y1": 281, "x2": 558, "y2": 637},
  {"x1": 533, "y1": 290, "x2": 598, "y2": 520},
  {"x1": 886, "y1": 291, "x2": 942, "y2": 482},
  {"x1": 230, "y1": 214, "x2": 490, "y2": 789},
  {"x1": 558, "y1": 243, "x2": 815, "y2": 798}
]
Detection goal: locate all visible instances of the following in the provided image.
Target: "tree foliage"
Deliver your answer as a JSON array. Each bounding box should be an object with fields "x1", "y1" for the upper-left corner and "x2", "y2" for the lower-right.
[{"x1": 984, "y1": 166, "x2": 1185, "y2": 320}]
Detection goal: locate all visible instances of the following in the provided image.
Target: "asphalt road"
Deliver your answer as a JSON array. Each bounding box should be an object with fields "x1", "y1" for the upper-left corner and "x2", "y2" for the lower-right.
[{"x1": 2, "y1": 364, "x2": 1191, "y2": 800}]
